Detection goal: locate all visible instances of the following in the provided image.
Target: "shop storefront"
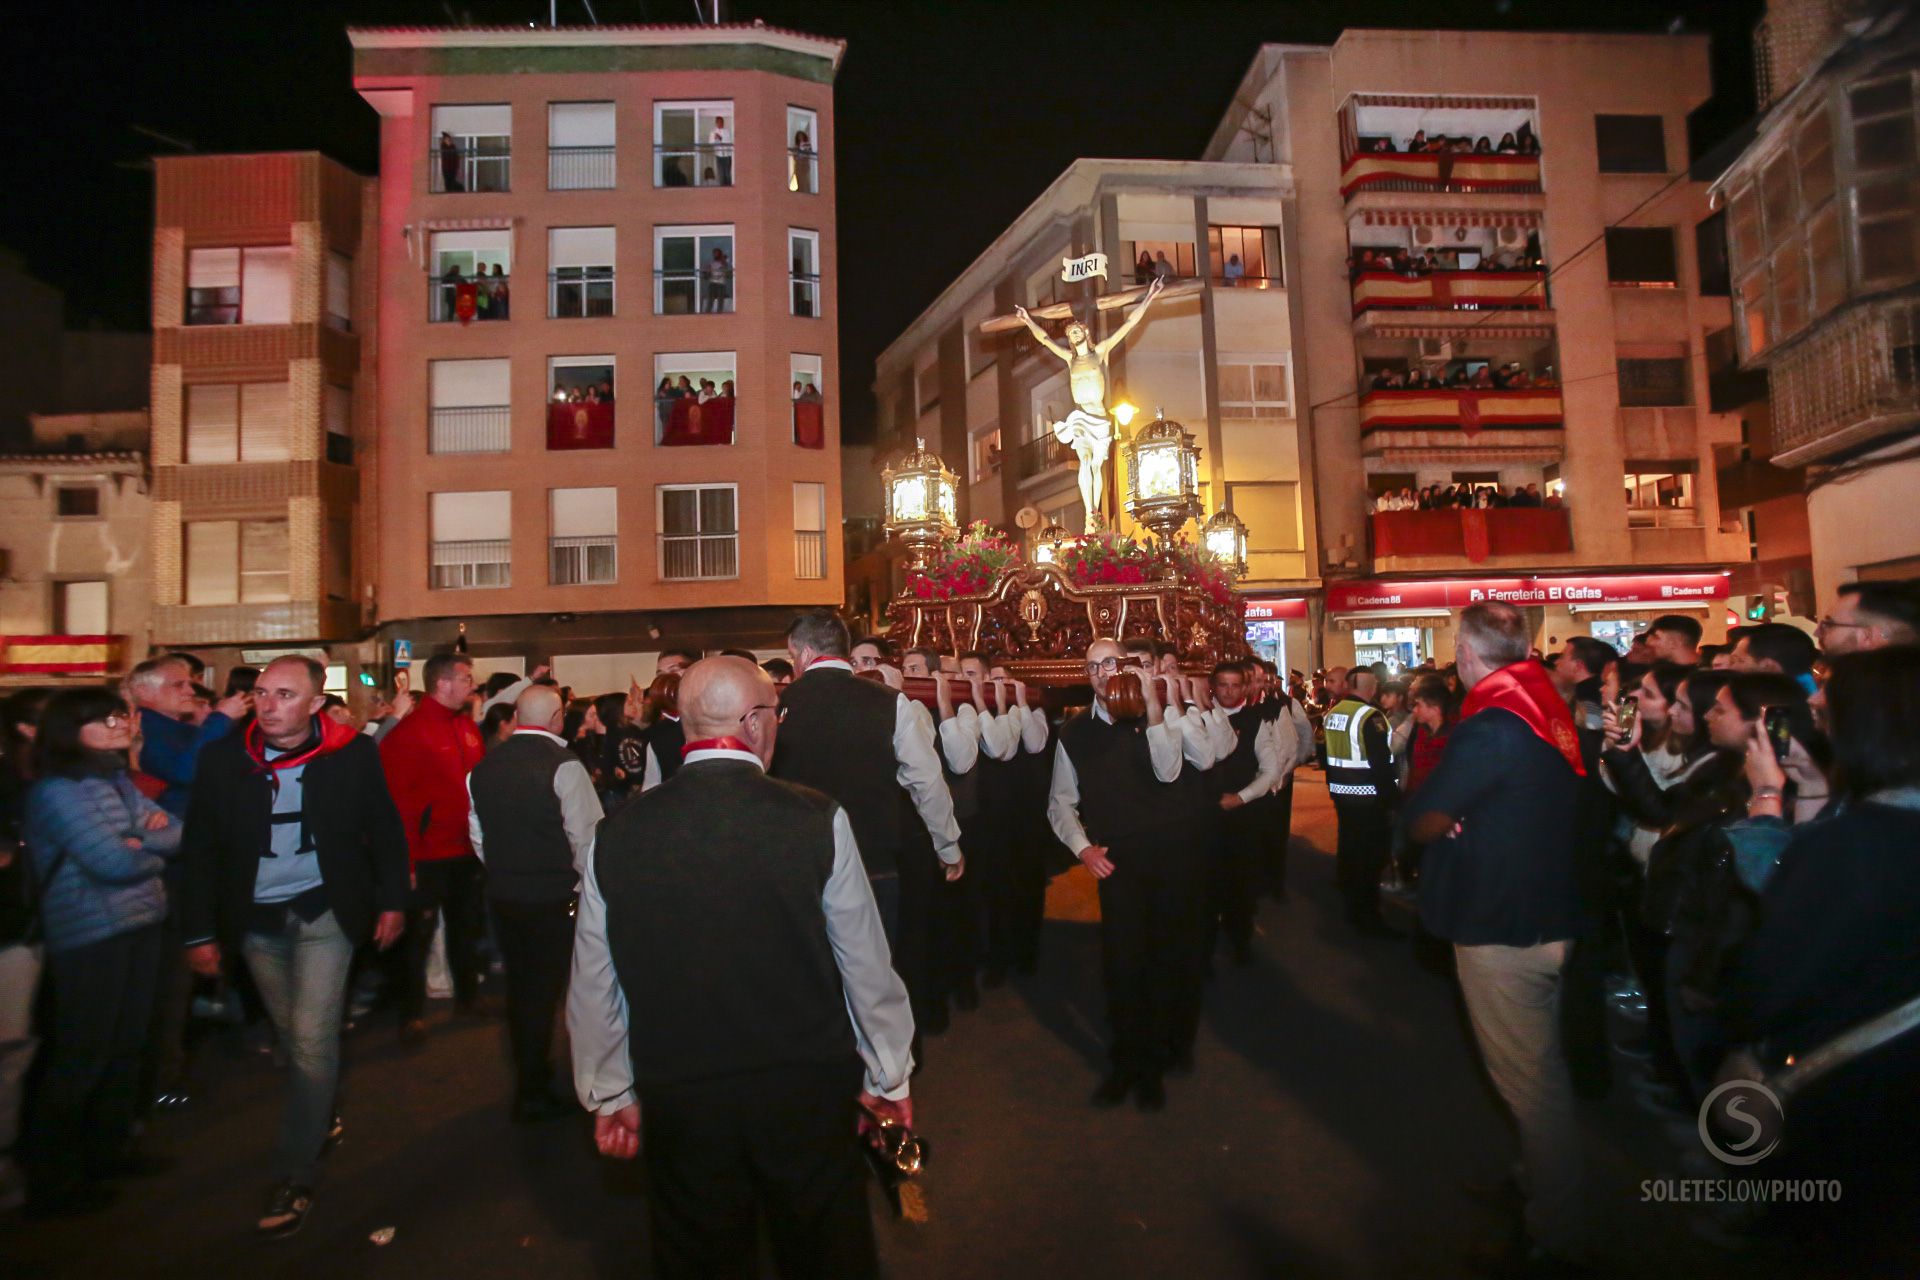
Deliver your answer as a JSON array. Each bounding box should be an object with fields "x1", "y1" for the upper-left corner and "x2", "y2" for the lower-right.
[
  {"x1": 1322, "y1": 571, "x2": 1732, "y2": 665},
  {"x1": 1241, "y1": 596, "x2": 1311, "y2": 675}
]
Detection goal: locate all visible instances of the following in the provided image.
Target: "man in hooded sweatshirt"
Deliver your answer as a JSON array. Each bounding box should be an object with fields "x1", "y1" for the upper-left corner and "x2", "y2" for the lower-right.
[{"x1": 180, "y1": 655, "x2": 409, "y2": 1240}]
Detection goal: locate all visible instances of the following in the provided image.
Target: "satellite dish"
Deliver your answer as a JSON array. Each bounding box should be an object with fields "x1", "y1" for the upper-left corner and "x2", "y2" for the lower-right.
[{"x1": 1014, "y1": 506, "x2": 1041, "y2": 529}]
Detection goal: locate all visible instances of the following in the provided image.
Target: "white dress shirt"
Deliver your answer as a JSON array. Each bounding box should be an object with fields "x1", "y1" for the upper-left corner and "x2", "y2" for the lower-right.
[
  {"x1": 1163, "y1": 703, "x2": 1221, "y2": 770},
  {"x1": 918, "y1": 699, "x2": 979, "y2": 775},
  {"x1": 1195, "y1": 704, "x2": 1238, "y2": 762},
  {"x1": 1017, "y1": 704, "x2": 1051, "y2": 754},
  {"x1": 466, "y1": 728, "x2": 604, "y2": 872},
  {"x1": 638, "y1": 741, "x2": 664, "y2": 792},
  {"x1": 808, "y1": 659, "x2": 964, "y2": 865},
  {"x1": 568, "y1": 747, "x2": 916, "y2": 1115},
  {"x1": 1207, "y1": 704, "x2": 1285, "y2": 804},
  {"x1": 1046, "y1": 702, "x2": 1184, "y2": 855}
]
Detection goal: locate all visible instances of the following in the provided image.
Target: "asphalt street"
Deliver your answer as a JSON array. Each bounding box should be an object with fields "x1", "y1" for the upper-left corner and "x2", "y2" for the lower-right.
[{"x1": 0, "y1": 774, "x2": 1846, "y2": 1277}]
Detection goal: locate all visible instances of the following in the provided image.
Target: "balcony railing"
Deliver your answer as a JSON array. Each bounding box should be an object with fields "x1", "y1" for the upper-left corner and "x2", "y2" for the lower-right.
[
  {"x1": 654, "y1": 269, "x2": 734, "y2": 315},
  {"x1": 790, "y1": 272, "x2": 821, "y2": 317},
  {"x1": 1370, "y1": 507, "x2": 1571, "y2": 563},
  {"x1": 1339, "y1": 150, "x2": 1542, "y2": 199},
  {"x1": 549, "y1": 269, "x2": 615, "y2": 319},
  {"x1": 794, "y1": 530, "x2": 827, "y2": 579},
  {"x1": 1351, "y1": 269, "x2": 1548, "y2": 314},
  {"x1": 1627, "y1": 505, "x2": 1702, "y2": 529},
  {"x1": 1358, "y1": 387, "x2": 1564, "y2": 436},
  {"x1": 550, "y1": 535, "x2": 617, "y2": 585},
  {"x1": 660, "y1": 532, "x2": 739, "y2": 580},
  {"x1": 549, "y1": 146, "x2": 615, "y2": 190},
  {"x1": 655, "y1": 144, "x2": 733, "y2": 188},
  {"x1": 1014, "y1": 433, "x2": 1075, "y2": 480},
  {"x1": 431, "y1": 273, "x2": 511, "y2": 323},
  {"x1": 1769, "y1": 297, "x2": 1920, "y2": 464},
  {"x1": 430, "y1": 141, "x2": 511, "y2": 194},
  {"x1": 430, "y1": 405, "x2": 511, "y2": 455},
  {"x1": 430, "y1": 539, "x2": 510, "y2": 590},
  {"x1": 787, "y1": 148, "x2": 819, "y2": 194}
]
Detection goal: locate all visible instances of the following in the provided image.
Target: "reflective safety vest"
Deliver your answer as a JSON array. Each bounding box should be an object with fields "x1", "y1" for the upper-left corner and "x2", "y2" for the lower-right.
[{"x1": 1322, "y1": 697, "x2": 1381, "y2": 802}]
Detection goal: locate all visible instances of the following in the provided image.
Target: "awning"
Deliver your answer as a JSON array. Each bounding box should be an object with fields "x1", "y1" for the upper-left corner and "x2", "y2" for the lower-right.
[{"x1": 1359, "y1": 209, "x2": 1542, "y2": 229}]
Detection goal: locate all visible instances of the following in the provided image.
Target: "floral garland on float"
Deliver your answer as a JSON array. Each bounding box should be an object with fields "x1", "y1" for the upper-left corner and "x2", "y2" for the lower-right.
[
  {"x1": 905, "y1": 525, "x2": 1240, "y2": 614},
  {"x1": 904, "y1": 522, "x2": 1023, "y2": 601}
]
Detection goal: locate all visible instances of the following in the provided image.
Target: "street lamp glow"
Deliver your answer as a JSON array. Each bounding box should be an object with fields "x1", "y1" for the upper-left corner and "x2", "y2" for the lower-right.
[{"x1": 1112, "y1": 401, "x2": 1138, "y2": 429}]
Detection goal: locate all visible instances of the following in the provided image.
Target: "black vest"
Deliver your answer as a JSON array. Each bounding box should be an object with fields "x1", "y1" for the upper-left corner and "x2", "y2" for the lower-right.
[
  {"x1": 469, "y1": 732, "x2": 576, "y2": 903},
  {"x1": 595, "y1": 760, "x2": 855, "y2": 1090},
  {"x1": 1206, "y1": 705, "x2": 1263, "y2": 798},
  {"x1": 647, "y1": 716, "x2": 685, "y2": 780},
  {"x1": 773, "y1": 667, "x2": 907, "y2": 878},
  {"x1": 1057, "y1": 710, "x2": 1188, "y2": 852}
]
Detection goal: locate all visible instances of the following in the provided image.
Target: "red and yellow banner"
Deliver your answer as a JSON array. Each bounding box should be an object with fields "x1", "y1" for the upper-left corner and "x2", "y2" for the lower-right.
[
  {"x1": 1352, "y1": 270, "x2": 1547, "y2": 312},
  {"x1": 1359, "y1": 388, "x2": 1563, "y2": 435},
  {"x1": 0, "y1": 635, "x2": 125, "y2": 676},
  {"x1": 1339, "y1": 150, "x2": 1542, "y2": 197}
]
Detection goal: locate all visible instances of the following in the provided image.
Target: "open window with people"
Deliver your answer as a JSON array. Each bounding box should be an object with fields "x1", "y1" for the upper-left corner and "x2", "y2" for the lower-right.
[
  {"x1": 655, "y1": 353, "x2": 736, "y2": 446},
  {"x1": 655, "y1": 226, "x2": 734, "y2": 314},
  {"x1": 548, "y1": 357, "x2": 615, "y2": 450},
  {"x1": 431, "y1": 230, "x2": 511, "y2": 323},
  {"x1": 787, "y1": 106, "x2": 818, "y2": 194},
  {"x1": 655, "y1": 102, "x2": 734, "y2": 188},
  {"x1": 431, "y1": 104, "x2": 511, "y2": 193},
  {"x1": 791, "y1": 354, "x2": 825, "y2": 448}
]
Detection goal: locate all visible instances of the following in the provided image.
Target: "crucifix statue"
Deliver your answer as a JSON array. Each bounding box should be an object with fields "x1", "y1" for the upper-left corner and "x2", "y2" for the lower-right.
[{"x1": 981, "y1": 260, "x2": 1199, "y2": 533}]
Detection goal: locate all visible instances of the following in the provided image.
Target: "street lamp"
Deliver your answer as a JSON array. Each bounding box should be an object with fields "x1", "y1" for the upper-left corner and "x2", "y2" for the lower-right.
[
  {"x1": 1204, "y1": 508, "x2": 1249, "y2": 578},
  {"x1": 882, "y1": 438, "x2": 958, "y2": 568},
  {"x1": 1112, "y1": 400, "x2": 1139, "y2": 430},
  {"x1": 1033, "y1": 520, "x2": 1069, "y2": 564},
  {"x1": 1124, "y1": 410, "x2": 1201, "y2": 549}
]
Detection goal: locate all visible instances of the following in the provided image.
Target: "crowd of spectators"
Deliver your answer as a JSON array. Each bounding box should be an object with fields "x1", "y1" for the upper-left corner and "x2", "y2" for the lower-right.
[
  {"x1": 1370, "y1": 481, "x2": 1556, "y2": 512},
  {"x1": 1348, "y1": 243, "x2": 1543, "y2": 278},
  {"x1": 1358, "y1": 120, "x2": 1541, "y2": 156},
  {"x1": 1369, "y1": 362, "x2": 1555, "y2": 392}
]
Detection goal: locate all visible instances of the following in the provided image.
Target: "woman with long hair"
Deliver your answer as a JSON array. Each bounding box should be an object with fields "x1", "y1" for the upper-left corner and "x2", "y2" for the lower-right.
[
  {"x1": 0, "y1": 686, "x2": 54, "y2": 1211},
  {"x1": 21, "y1": 688, "x2": 180, "y2": 1215}
]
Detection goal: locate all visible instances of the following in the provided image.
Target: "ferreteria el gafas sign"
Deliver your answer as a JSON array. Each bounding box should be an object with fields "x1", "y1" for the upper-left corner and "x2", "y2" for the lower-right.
[
  {"x1": 1060, "y1": 252, "x2": 1108, "y2": 283},
  {"x1": 1326, "y1": 573, "x2": 1731, "y2": 612}
]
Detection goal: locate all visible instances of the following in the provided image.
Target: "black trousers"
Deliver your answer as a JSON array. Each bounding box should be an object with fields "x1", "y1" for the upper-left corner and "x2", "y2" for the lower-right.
[
  {"x1": 28, "y1": 924, "x2": 163, "y2": 1200},
  {"x1": 1096, "y1": 841, "x2": 1205, "y2": 1078},
  {"x1": 139, "y1": 904, "x2": 193, "y2": 1109},
  {"x1": 402, "y1": 856, "x2": 487, "y2": 1019},
  {"x1": 1264, "y1": 775, "x2": 1296, "y2": 894},
  {"x1": 1208, "y1": 803, "x2": 1264, "y2": 954},
  {"x1": 488, "y1": 896, "x2": 574, "y2": 1098},
  {"x1": 1333, "y1": 802, "x2": 1392, "y2": 926},
  {"x1": 641, "y1": 1061, "x2": 876, "y2": 1280}
]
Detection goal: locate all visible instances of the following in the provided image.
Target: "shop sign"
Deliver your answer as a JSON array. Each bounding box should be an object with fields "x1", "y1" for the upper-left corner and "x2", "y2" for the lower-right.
[
  {"x1": 1327, "y1": 573, "x2": 1729, "y2": 613},
  {"x1": 1243, "y1": 597, "x2": 1310, "y2": 621}
]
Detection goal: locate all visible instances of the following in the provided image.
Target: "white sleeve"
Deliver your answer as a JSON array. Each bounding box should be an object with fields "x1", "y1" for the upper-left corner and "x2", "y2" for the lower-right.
[
  {"x1": 893, "y1": 695, "x2": 963, "y2": 863},
  {"x1": 1204, "y1": 706, "x2": 1236, "y2": 760},
  {"x1": 937, "y1": 703, "x2": 980, "y2": 774},
  {"x1": 1167, "y1": 707, "x2": 1217, "y2": 771},
  {"x1": 1045, "y1": 742, "x2": 1092, "y2": 855},
  {"x1": 1290, "y1": 701, "x2": 1314, "y2": 763},
  {"x1": 1144, "y1": 717, "x2": 1186, "y2": 782},
  {"x1": 1019, "y1": 705, "x2": 1050, "y2": 754},
  {"x1": 639, "y1": 744, "x2": 663, "y2": 793},
  {"x1": 466, "y1": 773, "x2": 485, "y2": 863},
  {"x1": 481, "y1": 676, "x2": 532, "y2": 716},
  {"x1": 977, "y1": 710, "x2": 1022, "y2": 762},
  {"x1": 1238, "y1": 720, "x2": 1282, "y2": 805},
  {"x1": 554, "y1": 758, "x2": 606, "y2": 872},
  {"x1": 821, "y1": 809, "x2": 915, "y2": 1100},
  {"x1": 567, "y1": 838, "x2": 634, "y2": 1116}
]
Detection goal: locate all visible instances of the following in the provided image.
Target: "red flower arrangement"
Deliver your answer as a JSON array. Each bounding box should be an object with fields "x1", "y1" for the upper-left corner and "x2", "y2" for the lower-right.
[
  {"x1": 1052, "y1": 532, "x2": 1240, "y2": 610},
  {"x1": 905, "y1": 521, "x2": 1022, "y2": 601}
]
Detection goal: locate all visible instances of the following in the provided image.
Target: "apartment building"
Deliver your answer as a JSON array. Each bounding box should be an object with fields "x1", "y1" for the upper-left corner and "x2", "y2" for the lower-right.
[
  {"x1": 149, "y1": 151, "x2": 376, "y2": 690},
  {"x1": 1206, "y1": 29, "x2": 1752, "y2": 667},
  {"x1": 0, "y1": 412, "x2": 150, "y2": 682},
  {"x1": 1710, "y1": 1, "x2": 1920, "y2": 600},
  {"x1": 871, "y1": 160, "x2": 1319, "y2": 672},
  {"x1": 350, "y1": 22, "x2": 845, "y2": 682}
]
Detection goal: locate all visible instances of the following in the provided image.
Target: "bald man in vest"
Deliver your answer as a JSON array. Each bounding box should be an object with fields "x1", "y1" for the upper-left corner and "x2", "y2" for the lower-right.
[
  {"x1": 466, "y1": 685, "x2": 603, "y2": 1121},
  {"x1": 569, "y1": 657, "x2": 912, "y2": 1278}
]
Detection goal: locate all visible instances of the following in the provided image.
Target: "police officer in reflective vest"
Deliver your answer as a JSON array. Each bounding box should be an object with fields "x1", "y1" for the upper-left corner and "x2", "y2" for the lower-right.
[{"x1": 1322, "y1": 667, "x2": 1403, "y2": 937}]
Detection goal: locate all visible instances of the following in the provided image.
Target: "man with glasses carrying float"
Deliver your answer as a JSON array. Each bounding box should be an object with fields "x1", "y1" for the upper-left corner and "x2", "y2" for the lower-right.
[{"x1": 1048, "y1": 638, "x2": 1204, "y2": 1111}]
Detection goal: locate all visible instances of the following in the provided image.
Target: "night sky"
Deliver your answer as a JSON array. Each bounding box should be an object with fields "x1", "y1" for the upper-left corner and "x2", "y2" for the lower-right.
[{"x1": 3, "y1": 0, "x2": 1761, "y2": 441}]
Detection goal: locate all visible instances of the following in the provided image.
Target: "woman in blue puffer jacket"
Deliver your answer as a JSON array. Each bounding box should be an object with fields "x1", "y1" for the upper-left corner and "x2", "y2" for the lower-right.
[{"x1": 22, "y1": 686, "x2": 179, "y2": 1216}]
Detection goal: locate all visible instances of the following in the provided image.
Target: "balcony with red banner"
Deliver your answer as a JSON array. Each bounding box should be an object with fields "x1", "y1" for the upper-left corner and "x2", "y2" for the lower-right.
[
  {"x1": 1358, "y1": 387, "x2": 1564, "y2": 459},
  {"x1": 1339, "y1": 150, "x2": 1543, "y2": 199},
  {"x1": 1351, "y1": 269, "x2": 1548, "y2": 314},
  {"x1": 1370, "y1": 506, "x2": 1572, "y2": 568},
  {"x1": 792, "y1": 392, "x2": 824, "y2": 449},
  {"x1": 656, "y1": 393, "x2": 736, "y2": 446},
  {"x1": 546, "y1": 399, "x2": 615, "y2": 450}
]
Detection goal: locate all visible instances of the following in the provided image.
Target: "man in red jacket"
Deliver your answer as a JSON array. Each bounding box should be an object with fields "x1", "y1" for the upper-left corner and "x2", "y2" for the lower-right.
[{"x1": 379, "y1": 653, "x2": 490, "y2": 1036}]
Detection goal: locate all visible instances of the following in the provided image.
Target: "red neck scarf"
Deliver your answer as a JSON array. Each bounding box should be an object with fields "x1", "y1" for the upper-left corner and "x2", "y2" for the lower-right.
[
  {"x1": 244, "y1": 716, "x2": 359, "y2": 776},
  {"x1": 1461, "y1": 659, "x2": 1586, "y2": 776},
  {"x1": 682, "y1": 736, "x2": 757, "y2": 758}
]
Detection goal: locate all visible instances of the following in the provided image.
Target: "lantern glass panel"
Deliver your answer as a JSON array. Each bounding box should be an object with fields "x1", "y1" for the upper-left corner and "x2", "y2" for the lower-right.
[
  {"x1": 1136, "y1": 445, "x2": 1181, "y2": 500},
  {"x1": 936, "y1": 476, "x2": 957, "y2": 524},
  {"x1": 1206, "y1": 526, "x2": 1238, "y2": 561},
  {"x1": 893, "y1": 474, "x2": 930, "y2": 522}
]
